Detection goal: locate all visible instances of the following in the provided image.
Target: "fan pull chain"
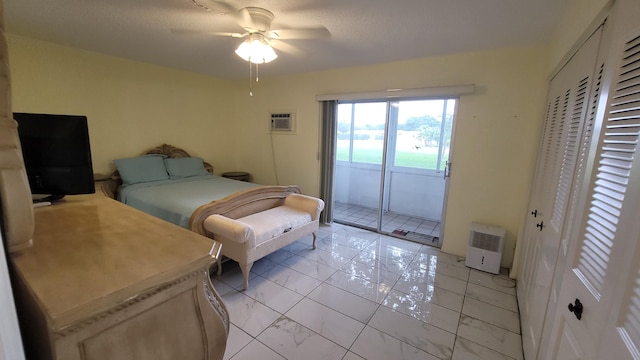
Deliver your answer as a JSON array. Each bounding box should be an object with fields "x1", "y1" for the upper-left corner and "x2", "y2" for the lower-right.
[
  {"x1": 247, "y1": 61, "x2": 264, "y2": 96},
  {"x1": 249, "y1": 60, "x2": 253, "y2": 96}
]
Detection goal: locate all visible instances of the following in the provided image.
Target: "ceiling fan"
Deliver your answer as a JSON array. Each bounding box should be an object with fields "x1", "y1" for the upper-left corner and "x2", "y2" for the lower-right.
[{"x1": 175, "y1": 0, "x2": 331, "y2": 64}]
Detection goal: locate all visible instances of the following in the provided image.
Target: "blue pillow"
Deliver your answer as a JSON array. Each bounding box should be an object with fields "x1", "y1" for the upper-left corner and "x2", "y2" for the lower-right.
[
  {"x1": 114, "y1": 155, "x2": 169, "y2": 186},
  {"x1": 164, "y1": 157, "x2": 210, "y2": 179}
]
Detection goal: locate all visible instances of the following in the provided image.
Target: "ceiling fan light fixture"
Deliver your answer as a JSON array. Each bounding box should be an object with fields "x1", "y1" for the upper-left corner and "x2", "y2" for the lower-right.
[{"x1": 235, "y1": 35, "x2": 277, "y2": 64}]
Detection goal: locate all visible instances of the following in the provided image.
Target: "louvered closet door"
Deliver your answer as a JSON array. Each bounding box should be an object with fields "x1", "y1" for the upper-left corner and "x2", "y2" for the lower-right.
[
  {"x1": 537, "y1": 60, "x2": 607, "y2": 359},
  {"x1": 548, "y1": 1, "x2": 640, "y2": 357},
  {"x1": 518, "y1": 26, "x2": 603, "y2": 360},
  {"x1": 596, "y1": 25, "x2": 640, "y2": 360}
]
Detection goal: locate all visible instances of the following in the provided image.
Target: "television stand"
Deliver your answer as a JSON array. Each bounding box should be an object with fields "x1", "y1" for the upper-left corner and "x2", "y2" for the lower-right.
[{"x1": 33, "y1": 194, "x2": 65, "y2": 203}]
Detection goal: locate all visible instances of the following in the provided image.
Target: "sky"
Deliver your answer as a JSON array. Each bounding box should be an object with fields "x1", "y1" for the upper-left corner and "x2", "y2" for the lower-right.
[{"x1": 338, "y1": 99, "x2": 457, "y2": 126}]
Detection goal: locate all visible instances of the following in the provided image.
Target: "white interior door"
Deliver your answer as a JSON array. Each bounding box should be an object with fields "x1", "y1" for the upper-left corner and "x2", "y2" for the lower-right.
[
  {"x1": 0, "y1": 231, "x2": 25, "y2": 360},
  {"x1": 518, "y1": 77, "x2": 562, "y2": 359},
  {"x1": 518, "y1": 26, "x2": 603, "y2": 359},
  {"x1": 546, "y1": 2, "x2": 640, "y2": 357}
]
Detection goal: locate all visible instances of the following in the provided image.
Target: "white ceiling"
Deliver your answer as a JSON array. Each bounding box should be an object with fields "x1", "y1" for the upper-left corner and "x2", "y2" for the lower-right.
[{"x1": 4, "y1": 0, "x2": 569, "y2": 79}]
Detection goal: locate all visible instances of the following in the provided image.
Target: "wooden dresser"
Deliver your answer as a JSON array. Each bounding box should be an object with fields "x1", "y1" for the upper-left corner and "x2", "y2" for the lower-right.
[{"x1": 10, "y1": 194, "x2": 229, "y2": 360}]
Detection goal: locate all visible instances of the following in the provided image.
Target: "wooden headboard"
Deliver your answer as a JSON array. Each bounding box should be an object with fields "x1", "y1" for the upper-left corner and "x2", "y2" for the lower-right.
[{"x1": 138, "y1": 144, "x2": 214, "y2": 173}]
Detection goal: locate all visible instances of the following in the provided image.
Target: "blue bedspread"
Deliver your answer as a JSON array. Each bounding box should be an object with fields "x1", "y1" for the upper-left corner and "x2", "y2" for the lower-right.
[{"x1": 119, "y1": 175, "x2": 259, "y2": 228}]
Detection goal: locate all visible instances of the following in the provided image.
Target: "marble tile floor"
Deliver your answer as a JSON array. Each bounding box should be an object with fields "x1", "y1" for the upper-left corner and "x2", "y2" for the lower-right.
[
  {"x1": 332, "y1": 202, "x2": 441, "y2": 247},
  {"x1": 214, "y1": 222, "x2": 522, "y2": 360}
]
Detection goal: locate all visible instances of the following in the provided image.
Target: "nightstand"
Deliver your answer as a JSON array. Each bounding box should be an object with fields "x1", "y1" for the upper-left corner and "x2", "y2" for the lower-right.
[
  {"x1": 222, "y1": 171, "x2": 250, "y2": 182},
  {"x1": 93, "y1": 173, "x2": 118, "y2": 198}
]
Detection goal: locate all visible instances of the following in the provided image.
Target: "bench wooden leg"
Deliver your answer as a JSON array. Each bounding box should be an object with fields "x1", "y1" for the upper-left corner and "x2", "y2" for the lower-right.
[
  {"x1": 312, "y1": 232, "x2": 317, "y2": 250},
  {"x1": 240, "y1": 262, "x2": 254, "y2": 291}
]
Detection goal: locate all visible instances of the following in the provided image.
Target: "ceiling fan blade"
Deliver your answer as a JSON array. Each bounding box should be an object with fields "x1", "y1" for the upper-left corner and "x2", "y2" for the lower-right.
[
  {"x1": 212, "y1": 31, "x2": 248, "y2": 38},
  {"x1": 270, "y1": 41, "x2": 305, "y2": 57},
  {"x1": 171, "y1": 29, "x2": 247, "y2": 38},
  {"x1": 269, "y1": 27, "x2": 330, "y2": 40}
]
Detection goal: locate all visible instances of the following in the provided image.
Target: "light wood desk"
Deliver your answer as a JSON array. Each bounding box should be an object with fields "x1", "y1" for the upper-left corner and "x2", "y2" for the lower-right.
[{"x1": 11, "y1": 194, "x2": 228, "y2": 360}]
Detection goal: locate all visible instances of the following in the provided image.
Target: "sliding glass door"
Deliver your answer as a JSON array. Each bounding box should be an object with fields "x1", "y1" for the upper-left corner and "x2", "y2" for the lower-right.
[
  {"x1": 334, "y1": 101, "x2": 386, "y2": 228},
  {"x1": 333, "y1": 98, "x2": 456, "y2": 247}
]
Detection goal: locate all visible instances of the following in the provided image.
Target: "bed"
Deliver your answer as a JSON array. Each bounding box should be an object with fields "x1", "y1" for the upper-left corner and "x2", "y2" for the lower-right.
[
  {"x1": 110, "y1": 144, "x2": 324, "y2": 290},
  {"x1": 108, "y1": 144, "x2": 296, "y2": 229}
]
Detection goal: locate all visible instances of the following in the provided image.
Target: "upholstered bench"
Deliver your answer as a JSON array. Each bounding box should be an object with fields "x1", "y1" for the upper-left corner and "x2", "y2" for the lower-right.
[{"x1": 190, "y1": 186, "x2": 324, "y2": 290}]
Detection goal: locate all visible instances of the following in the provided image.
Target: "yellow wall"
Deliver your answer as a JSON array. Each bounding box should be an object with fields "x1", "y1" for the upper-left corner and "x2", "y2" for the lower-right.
[
  {"x1": 234, "y1": 47, "x2": 549, "y2": 266},
  {"x1": 8, "y1": 34, "x2": 239, "y2": 176},
  {"x1": 8, "y1": 33, "x2": 549, "y2": 268}
]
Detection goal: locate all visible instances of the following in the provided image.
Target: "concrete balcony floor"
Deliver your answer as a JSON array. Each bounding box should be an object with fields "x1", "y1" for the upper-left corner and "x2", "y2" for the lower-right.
[{"x1": 333, "y1": 202, "x2": 441, "y2": 248}]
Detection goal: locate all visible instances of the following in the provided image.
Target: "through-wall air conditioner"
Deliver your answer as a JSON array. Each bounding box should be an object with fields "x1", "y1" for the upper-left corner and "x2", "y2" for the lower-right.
[
  {"x1": 270, "y1": 113, "x2": 294, "y2": 132},
  {"x1": 465, "y1": 222, "x2": 506, "y2": 274}
]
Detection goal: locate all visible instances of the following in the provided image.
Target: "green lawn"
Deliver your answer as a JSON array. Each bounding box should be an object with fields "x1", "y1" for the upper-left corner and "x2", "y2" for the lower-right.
[{"x1": 337, "y1": 147, "x2": 446, "y2": 169}]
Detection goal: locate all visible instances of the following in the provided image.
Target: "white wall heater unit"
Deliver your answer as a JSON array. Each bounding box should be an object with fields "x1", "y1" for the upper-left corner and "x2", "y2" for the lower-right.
[
  {"x1": 270, "y1": 113, "x2": 294, "y2": 132},
  {"x1": 465, "y1": 222, "x2": 506, "y2": 274}
]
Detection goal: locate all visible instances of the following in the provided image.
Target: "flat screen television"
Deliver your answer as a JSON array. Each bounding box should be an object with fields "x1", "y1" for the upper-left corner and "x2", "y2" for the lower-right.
[{"x1": 14, "y1": 112, "x2": 95, "y2": 202}]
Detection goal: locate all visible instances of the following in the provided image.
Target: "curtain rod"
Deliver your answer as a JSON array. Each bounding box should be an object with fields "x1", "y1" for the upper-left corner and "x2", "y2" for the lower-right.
[{"x1": 315, "y1": 84, "x2": 475, "y2": 101}]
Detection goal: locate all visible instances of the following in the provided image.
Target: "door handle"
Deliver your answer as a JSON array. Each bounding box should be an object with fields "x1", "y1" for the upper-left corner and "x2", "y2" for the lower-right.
[
  {"x1": 536, "y1": 221, "x2": 544, "y2": 231},
  {"x1": 444, "y1": 161, "x2": 451, "y2": 179},
  {"x1": 568, "y1": 298, "x2": 583, "y2": 320}
]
